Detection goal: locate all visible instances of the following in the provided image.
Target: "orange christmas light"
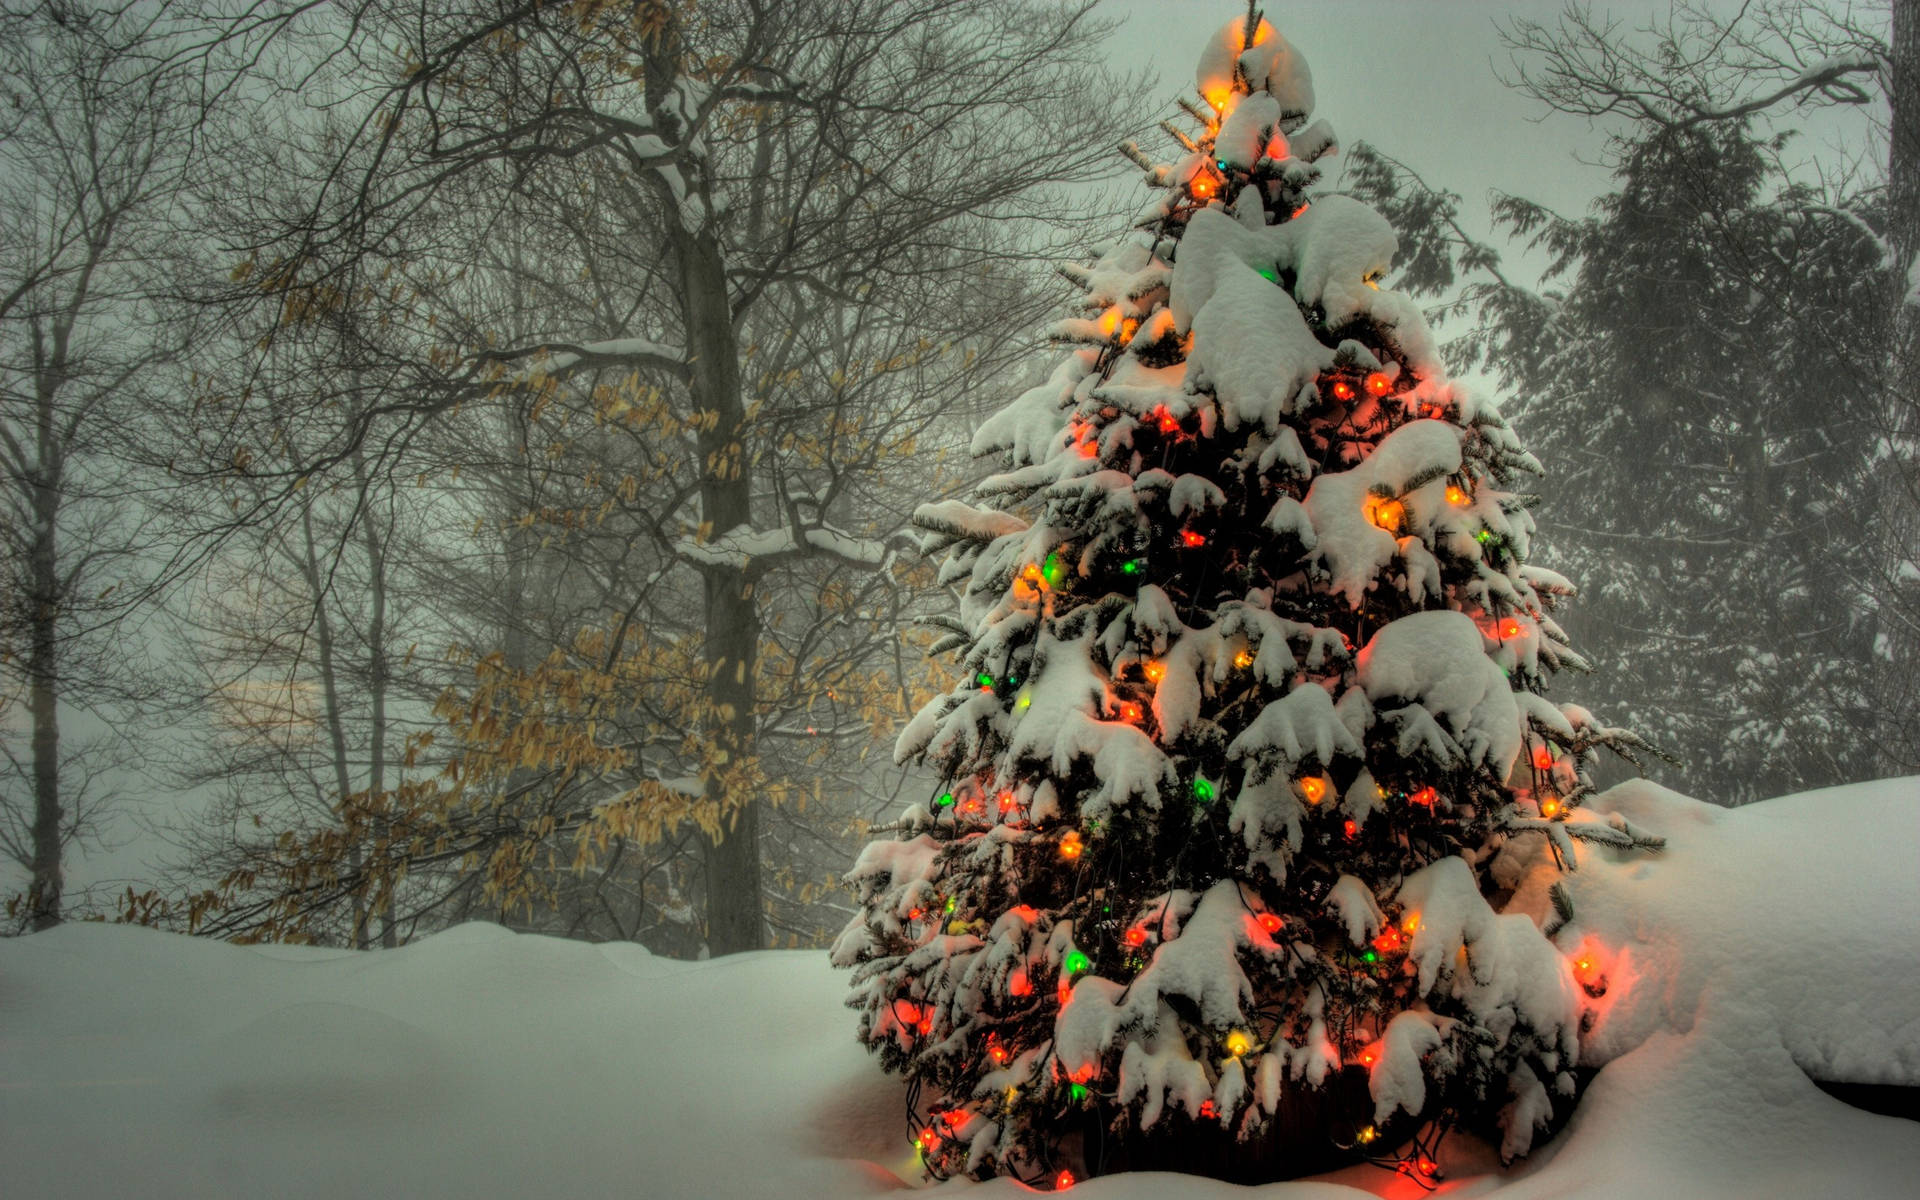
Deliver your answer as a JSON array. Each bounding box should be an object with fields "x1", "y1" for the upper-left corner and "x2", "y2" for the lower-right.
[
  {"x1": 1144, "y1": 661, "x2": 1166, "y2": 684},
  {"x1": 1540, "y1": 798, "x2": 1562, "y2": 818},
  {"x1": 1500, "y1": 617, "x2": 1524, "y2": 639},
  {"x1": 1234, "y1": 648, "x2": 1255, "y2": 669},
  {"x1": 1446, "y1": 484, "x2": 1470, "y2": 506},
  {"x1": 1298, "y1": 774, "x2": 1329, "y2": 804},
  {"x1": 1367, "y1": 495, "x2": 1407, "y2": 533},
  {"x1": 1059, "y1": 830, "x2": 1083, "y2": 860},
  {"x1": 1364, "y1": 371, "x2": 1392, "y2": 397}
]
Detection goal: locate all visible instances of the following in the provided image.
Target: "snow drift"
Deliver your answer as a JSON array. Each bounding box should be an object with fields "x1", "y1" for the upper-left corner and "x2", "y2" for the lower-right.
[{"x1": 2, "y1": 777, "x2": 1916, "y2": 1199}]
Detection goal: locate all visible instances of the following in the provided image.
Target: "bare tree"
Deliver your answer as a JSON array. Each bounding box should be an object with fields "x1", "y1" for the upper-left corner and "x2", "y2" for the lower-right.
[
  {"x1": 0, "y1": 1, "x2": 213, "y2": 927},
  {"x1": 174, "y1": 0, "x2": 1140, "y2": 952}
]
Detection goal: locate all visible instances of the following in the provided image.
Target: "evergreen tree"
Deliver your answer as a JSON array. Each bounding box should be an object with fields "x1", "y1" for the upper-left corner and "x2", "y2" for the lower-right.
[
  {"x1": 1484, "y1": 124, "x2": 1885, "y2": 806},
  {"x1": 833, "y1": 10, "x2": 1656, "y2": 1187}
]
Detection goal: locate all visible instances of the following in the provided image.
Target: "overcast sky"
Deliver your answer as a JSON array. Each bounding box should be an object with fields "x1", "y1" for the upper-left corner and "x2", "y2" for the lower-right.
[{"x1": 1097, "y1": 0, "x2": 1880, "y2": 285}]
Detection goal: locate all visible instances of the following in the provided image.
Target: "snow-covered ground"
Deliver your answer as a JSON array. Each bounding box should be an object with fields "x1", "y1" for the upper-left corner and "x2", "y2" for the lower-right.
[{"x1": 4, "y1": 778, "x2": 1916, "y2": 1199}]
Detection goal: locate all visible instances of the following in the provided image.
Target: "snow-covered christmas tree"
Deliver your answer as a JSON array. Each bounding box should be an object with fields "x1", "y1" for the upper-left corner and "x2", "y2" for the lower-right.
[{"x1": 833, "y1": 8, "x2": 1660, "y2": 1188}]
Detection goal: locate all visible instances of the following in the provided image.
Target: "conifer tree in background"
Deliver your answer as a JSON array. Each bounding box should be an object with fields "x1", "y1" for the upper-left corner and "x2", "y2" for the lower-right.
[{"x1": 834, "y1": 8, "x2": 1659, "y2": 1187}]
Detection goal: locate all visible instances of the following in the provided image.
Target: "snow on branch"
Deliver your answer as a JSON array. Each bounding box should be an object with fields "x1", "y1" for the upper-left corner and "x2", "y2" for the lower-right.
[
  {"x1": 486, "y1": 336, "x2": 688, "y2": 383},
  {"x1": 675, "y1": 522, "x2": 891, "y2": 572},
  {"x1": 1692, "y1": 52, "x2": 1881, "y2": 125}
]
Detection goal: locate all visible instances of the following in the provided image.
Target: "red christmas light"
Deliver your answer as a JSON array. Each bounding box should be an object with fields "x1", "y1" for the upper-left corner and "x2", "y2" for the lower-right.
[
  {"x1": 1181, "y1": 529, "x2": 1206, "y2": 548},
  {"x1": 1265, "y1": 133, "x2": 1288, "y2": 159},
  {"x1": 1124, "y1": 927, "x2": 1147, "y2": 947},
  {"x1": 1532, "y1": 744, "x2": 1555, "y2": 770},
  {"x1": 998, "y1": 790, "x2": 1018, "y2": 813},
  {"x1": 1343, "y1": 818, "x2": 1359, "y2": 838},
  {"x1": 1199, "y1": 1099, "x2": 1217, "y2": 1118},
  {"x1": 1154, "y1": 407, "x2": 1180, "y2": 434},
  {"x1": 1009, "y1": 969, "x2": 1032, "y2": 997},
  {"x1": 1055, "y1": 1170, "x2": 1076, "y2": 1191},
  {"x1": 1409, "y1": 786, "x2": 1439, "y2": 809},
  {"x1": 1331, "y1": 378, "x2": 1356, "y2": 402},
  {"x1": 1501, "y1": 617, "x2": 1523, "y2": 639},
  {"x1": 1117, "y1": 700, "x2": 1144, "y2": 723},
  {"x1": 1258, "y1": 912, "x2": 1284, "y2": 934},
  {"x1": 1372, "y1": 926, "x2": 1403, "y2": 953}
]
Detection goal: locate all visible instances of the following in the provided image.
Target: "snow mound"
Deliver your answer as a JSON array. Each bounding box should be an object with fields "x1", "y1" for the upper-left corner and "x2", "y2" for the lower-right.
[{"x1": 2, "y1": 778, "x2": 1916, "y2": 1199}]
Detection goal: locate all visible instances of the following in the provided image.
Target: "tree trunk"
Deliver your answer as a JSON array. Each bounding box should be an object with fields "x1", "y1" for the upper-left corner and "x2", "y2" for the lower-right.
[
  {"x1": 351, "y1": 448, "x2": 397, "y2": 949},
  {"x1": 26, "y1": 570, "x2": 62, "y2": 932},
  {"x1": 301, "y1": 504, "x2": 368, "y2": 948},
  {"x1": 676, "y1": 223, "x2": 764, "y2": 956},
  {"x1": 26, "y1": 325, "x2": 66, "y2": 931},
  {"x1": 1881, "y1": 0, "x2": 1920, "y2": 774}
]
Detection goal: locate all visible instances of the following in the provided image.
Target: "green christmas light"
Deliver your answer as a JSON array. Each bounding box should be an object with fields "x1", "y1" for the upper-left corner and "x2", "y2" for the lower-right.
[
  {"x1": 977, "y1": 672, "x2": 995, "y2": 689},
  {"x1": 1475, "y1": 529, "x2": 1493, "y2": 544},
  {"x1": 945, "y1": 897, "x2": 957, "y2": 914},
  {"x1": 1194, "y1": 778, "x2": 1215, "y2": 802},
  {"x1": 1069, "y1": 1083, "x2": 1089, "y2": 1101},
  {"x1": 1121, "y1": 558, "x2": 1143, "y2": 574},
  {"x1": 1064, "y1": 949, "x2": 1091, "y2": 975},
  {"x1": 1043, "y1": 551, "x2": 1067, "y2": 589},
  {"x1": 1362, "y1": 950, "x2": 1379, "y2": 964},
  {"x1": 937, "y1": 792, "x2": 955, "y2": 808},
  {"x1": 1257, "y1": 266, "x2": 1277, "y2": 282}
]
